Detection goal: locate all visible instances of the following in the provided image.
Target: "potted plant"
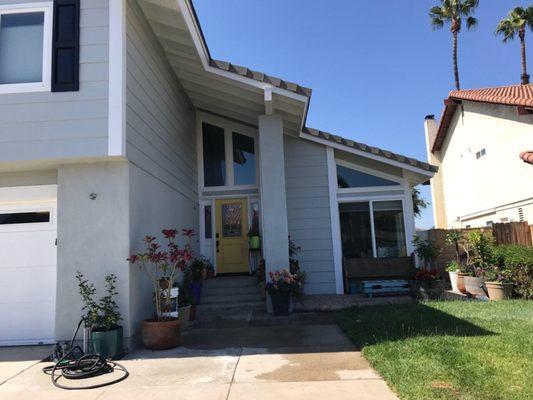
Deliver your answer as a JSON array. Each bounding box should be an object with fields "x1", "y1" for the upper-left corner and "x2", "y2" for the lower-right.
[
  {"x1": 446, "y1": 260, "x2": 462, "y2": 293},
  {"x1": 189, "y1": 258, "x2": 207, "y2": 306},
  {"x1": 462, "y1": 230, "x2": 494, "y2": 298},
  {"x1": 266, "y1": 269, "x2": 301, "y2": 315},
  {"x1": 127, "y1": 228, "x2": 194, "y2": 350},
  {"x1": 248, "y1": 212, "x2": 261, "y2": 250},
  {"x1": 412, "y1": 236, "x2": 444, "y2": 299},
  {"x1": 483, "y1": 265, "x2": 513, "y2": 300},
  {"x1": 76, "y1": 272, "x2": 123, "y2": 359}
]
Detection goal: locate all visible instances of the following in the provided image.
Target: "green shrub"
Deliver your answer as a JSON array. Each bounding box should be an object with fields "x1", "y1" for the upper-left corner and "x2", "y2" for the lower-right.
[{"x1": 492, "y1": 245, "x2": 533, "y2": 299}]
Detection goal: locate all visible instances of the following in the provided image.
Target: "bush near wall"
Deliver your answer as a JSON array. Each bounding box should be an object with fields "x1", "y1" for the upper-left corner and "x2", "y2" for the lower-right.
[{"x1": 492, "y1": 245, "x2": 533, "y2": 300}]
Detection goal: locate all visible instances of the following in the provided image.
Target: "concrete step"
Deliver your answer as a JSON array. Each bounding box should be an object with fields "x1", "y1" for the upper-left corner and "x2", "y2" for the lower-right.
[
  {"x1": 202, "y1": 293, "x2": 261, "y2": 305},
  {"x1": 196, "y1": 300, "x2": 264, "y2": 312},
  {"x1": 203, "y1": 285, "x2": 259, "y2": 297},
  {"x1": 203, "y1": 276, "x2": 257, "y2": 289}
]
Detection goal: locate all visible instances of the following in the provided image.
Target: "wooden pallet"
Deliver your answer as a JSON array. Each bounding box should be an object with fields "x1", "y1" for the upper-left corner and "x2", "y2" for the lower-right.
[{"x1": 361, "y1": 279, "x2": 410, "y2": 298}]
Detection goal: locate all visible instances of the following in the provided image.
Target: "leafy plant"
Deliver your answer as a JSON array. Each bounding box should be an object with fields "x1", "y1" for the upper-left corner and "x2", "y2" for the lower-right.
[
  {"x1": 462, "y1": 230, "x2": 495, "y2": 277},
  {"x1": 412, "y1": 187, "x2": 429, "y2": 218},
  {"x1": 76, "y1": 272, "x2": 122, "y2": 331},
  {"x1": 127, "y1": 229, "x2": 195, "y2": 321},
  {"x1": 248, "y1": 210, "x2": 260, "y2": 237},
  {"x1": 430, "y1": 0, "x2": 479, "y2": 90},
  {"x1": 266, "y1": 269, "x2": 302, "y2": 296},
  {"x1": 288, "y1": 235, "x2": 302, "y2": 273},
  {"x1": 492, "y1": 245, "x2": 533, "y2": 299},
  {"x1": 413, "y1": 235, "x2": 442, "y2": 269},
  {"x1": 445, "y1": 229, "x2": 463, "y2": 263},
  {"x1": 496, "y1": 6, "x2": 533, "y2": 84},
  {"x1": 190, "y1": 257, "x2": 209, "y2": 282},
  {"x1": 446, "y1": 260, "x2": 462, "y2": 272},
  {"x1": 414, "y1": 268, "x2": 441, "y2": 281}
]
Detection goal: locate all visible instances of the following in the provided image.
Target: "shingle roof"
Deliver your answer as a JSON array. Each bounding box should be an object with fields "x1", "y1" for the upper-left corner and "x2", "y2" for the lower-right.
[
  {"x1": 449, "y1": 84, "x2": 533, "y2": 107},
  {"x1": 209, "y1": 59, "x2": 312, "y2": 97},
  {"x1": 303, "y1": 127, "x2": 438, "y2": 173},
  {"x1": 432, "y1": 84, "x2": 533, "y2": 152},
  {"x1": 520, "y1": 151, "x2": 533, "y2": 165}
]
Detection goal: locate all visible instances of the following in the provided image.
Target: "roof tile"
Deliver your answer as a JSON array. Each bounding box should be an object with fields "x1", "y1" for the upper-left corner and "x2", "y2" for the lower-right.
[{"x1": 449, "y1": 84, "x2": 533, "y2": 107}]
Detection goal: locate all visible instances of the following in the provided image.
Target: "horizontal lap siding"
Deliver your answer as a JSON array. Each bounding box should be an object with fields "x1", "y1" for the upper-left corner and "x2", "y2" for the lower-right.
[
  {"x1": 125, "y1": 0, "x2": 196, "y2": 202},
  {"x1": 0, "y1": 0, "x2": 109, "y2": 161},
  {"x1": 284, "y1": 136, "x2": 336, "y2": 294}
]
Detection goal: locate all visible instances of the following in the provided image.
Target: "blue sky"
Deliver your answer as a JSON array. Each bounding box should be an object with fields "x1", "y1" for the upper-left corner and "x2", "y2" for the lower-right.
[{"x1": 193, "y1": 0, "x2": 532, "y2": 229}]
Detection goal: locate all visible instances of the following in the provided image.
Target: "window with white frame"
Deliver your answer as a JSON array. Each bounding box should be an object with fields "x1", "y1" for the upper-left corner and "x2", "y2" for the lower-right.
[
  {"x1": 201, "y1": 121, "x2": 257, "y2": 188},
  {"x1": 475, "y1": 148, "x2": 486, "y2": 159},
  {"x1": 339, "y1": 200, "x2": 407, "y2": 259},
  {"x1": 0, "y1": 3, "x2": 52, "y2": 93}
]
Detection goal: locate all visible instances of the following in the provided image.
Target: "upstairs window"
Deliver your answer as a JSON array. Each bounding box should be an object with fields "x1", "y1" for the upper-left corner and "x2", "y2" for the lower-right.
[
  {"x1": 202, "y1": 123, "x2": 226, "y2": 187},
  {"x1": 337, "y1": 164, "x2": 399, "y2": 189},
  {"x1": 0, "y1": 4, "x2": 52, "y2": 93},
  {"x1": 476, "y1": 148, "x2": 486, "y2": 159},
  {"x1": 233, "y1": 132, "x2": 256, "y2": 185}
]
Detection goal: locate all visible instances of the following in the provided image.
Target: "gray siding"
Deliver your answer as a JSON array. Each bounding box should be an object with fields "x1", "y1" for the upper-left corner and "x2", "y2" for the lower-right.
[
  {"x1": 125, "y1": 0, "x2": 197, "y2": 203},
  {"x1": 284, "y1": 135, "x2": 336, "y2": 294},
  {"x1": 0, "y1": 0, "x2": 109, "y2": 162}
]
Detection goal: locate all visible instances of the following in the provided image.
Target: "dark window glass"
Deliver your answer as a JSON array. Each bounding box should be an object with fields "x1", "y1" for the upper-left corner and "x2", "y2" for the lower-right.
[
  {"x1": 373, "y1": 201, "x2": 406, "y2": 258},
  {"x1": 204, "y1": 205, "x2": 212, "y2": 239},
  {"x1": 0, "y1": 212, "x2": 50, "y2": 225},
  {"x1": 339, "y1": 203, "x2": 373, "y2": 259},
  {"x1": 221, "y1": 203, "x2": 242, "y2": 238},
  {"x1": 233, "y1": 132, "x2": 255, "y2": 185},
  {"x1": 202, "y1": 123, "x2": 226, "y2": 187},
  {"x1": 337, "y1": 165, "x2": 399, "y2": 189}
]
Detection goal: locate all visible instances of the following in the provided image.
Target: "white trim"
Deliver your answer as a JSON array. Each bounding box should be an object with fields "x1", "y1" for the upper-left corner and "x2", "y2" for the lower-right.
[
  {"x1": 0, "y1": 2, "x2": 53, "y2": 95},
  {"x1": 402, "y1": 181, "x2": 416, "y2": 257},
  {"x1": 197, "y1": 111, "x2": 259, "y2": 191},
  {"x1": 300, "y1": 132, "x2": 435, "y2": 178},
  {"x1": 368, "y1": 201, "x2": 377, "y2": 258},
  {"x1": 327, "y1": 147, "x2": 343, "y2": 294},
  {"x1": 108, "y1": 0, "x2": 126, "y2": 156}
]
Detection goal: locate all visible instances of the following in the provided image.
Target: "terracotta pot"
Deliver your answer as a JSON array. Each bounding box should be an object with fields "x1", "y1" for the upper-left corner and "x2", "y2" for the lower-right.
[
  {"x1": 449, "y1": 271, "x2": 459, "y2": 292},
  {"x1": 485, "y1": 282, "x2": 513, "y2": 301},
  {"x1": 457, "y1": 272, "x2": 468, "y2": 294},
  {"x1": 141, "y1": 318, "x2": 181, "y2": 350},
  {"x1": 463, "y1": 276, "x2": 487, "y2": 298}
]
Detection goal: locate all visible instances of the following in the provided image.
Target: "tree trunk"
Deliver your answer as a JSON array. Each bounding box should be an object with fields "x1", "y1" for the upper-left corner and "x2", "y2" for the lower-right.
[
  {"x1": 452, "y1": 30, "x2": 460, "y2": 90},
  {"x1": 520, "y1": 30, "x2": 529, "y2": 85}
]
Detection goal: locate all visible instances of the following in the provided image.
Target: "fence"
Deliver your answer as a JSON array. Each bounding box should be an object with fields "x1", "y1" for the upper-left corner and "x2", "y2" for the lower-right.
[{"x1": 423, "y1": 221, "x2": 532, "y2": 276}]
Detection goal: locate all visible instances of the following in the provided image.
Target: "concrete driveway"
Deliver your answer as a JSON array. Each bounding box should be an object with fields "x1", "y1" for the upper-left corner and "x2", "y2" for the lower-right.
[{"x1": 0, "y1": 320, "x2": 398, "y2": 400}]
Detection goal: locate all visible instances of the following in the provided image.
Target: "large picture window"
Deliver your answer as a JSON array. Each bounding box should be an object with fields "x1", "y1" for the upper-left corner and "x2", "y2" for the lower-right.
[
  {"x1": 233, "y1": 132, "x2": 256, "y2": 185},
  {"x1": 337, "y1": 164, "x2": 399, "y2": 189},
  {"x1": 339, "y1": 200, "x2": 406, "y2": 259},
  {"x1": 0, "y1": 4, "x2": 52, "y2": 93},
  {"x1": 202, "y1": 123, "x2": 226, "y2": 187}
]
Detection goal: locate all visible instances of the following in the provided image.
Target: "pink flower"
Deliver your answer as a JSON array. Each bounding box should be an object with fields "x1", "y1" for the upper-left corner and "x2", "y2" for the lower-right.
[
  {"x1": 162, "y1": 229, "x2": 177, "y2": 239},
  {"x1": 127, "y1": 254, "x2": 139, "y2": 264},
  {"x1": 182, "y1": 229, "x2": 195, "y2": 238},
  {"x1": 143, "y1": 235, "x2": 156, "y2": 243}
]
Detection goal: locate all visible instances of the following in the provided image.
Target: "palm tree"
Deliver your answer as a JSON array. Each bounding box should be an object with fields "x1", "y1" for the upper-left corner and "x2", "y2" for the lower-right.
[
  {"x1": 496, "y1": 6, "x2": 533, "y2": 85},
  {"x1": 430, "y1": 0, "x2": 479, "y2": 90}
]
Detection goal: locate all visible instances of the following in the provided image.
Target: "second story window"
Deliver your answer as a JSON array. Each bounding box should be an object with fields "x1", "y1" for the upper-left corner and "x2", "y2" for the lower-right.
[
  {"x1": 475, "y1": 148, "x2": 486, "y2": 159},
  {"x1": 0, "y1": 3, "x2": 52, "y2": 93}
]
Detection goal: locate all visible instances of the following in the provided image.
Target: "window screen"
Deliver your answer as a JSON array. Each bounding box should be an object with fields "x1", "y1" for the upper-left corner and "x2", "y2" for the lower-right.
[{"x1": 0, "y1": 12, "x2": 44, "y2": 84}]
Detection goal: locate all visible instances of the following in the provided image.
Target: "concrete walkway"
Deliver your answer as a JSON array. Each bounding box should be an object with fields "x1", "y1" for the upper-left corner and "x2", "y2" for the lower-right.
[{"x1": 0, "y1": 317, "x2": 399, "y2": 400}]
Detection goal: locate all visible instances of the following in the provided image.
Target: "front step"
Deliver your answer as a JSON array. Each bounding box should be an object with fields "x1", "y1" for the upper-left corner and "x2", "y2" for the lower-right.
[
  {"x1": 203, "y1": 285, "x2": 259, "y2": 296},
  {"x1": 203, "y1": 276, "x2": 257, "y2": 289},
  {"x1": 202, "y1": 293, "x2": 262, "y2": 305},
  {"x1": 197, "y1": 300, "x2": 264, "y2": 313}
]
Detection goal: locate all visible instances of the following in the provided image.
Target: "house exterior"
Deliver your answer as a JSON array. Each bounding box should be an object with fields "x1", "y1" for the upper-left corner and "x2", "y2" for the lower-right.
[
  {"x1": 425, "y1": 85, "x2": 533, "y2": 229},
  {"x1": 0, "y1": 0, "x2": 435, "y2": 348}
]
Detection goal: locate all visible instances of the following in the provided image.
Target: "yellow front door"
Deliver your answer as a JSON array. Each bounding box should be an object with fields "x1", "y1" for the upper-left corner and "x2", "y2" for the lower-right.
[{"x1": 215, "y1": 198, "x2": 249, "y2": 274}]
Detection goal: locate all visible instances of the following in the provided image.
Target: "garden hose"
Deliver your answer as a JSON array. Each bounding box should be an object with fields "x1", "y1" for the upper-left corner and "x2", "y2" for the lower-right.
[{"x1": 42, "y1": 319, "x2": 129, "y2": 390}]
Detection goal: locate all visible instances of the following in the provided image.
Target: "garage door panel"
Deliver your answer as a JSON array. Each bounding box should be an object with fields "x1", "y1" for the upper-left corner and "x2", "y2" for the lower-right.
[{"x1": 0, "y1": 191, "x2": 57, "y2": 346}]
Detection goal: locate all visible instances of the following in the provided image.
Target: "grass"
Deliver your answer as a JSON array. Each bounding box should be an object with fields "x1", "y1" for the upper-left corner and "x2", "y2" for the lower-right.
[{"x1": 338, "y1": 300, "x2": 533, "y2": 400}]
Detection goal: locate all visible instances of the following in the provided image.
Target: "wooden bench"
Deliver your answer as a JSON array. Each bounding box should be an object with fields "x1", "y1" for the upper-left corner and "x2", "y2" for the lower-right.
[{"x1": 361, "y1": 279, "x2": 410, "y2": 298}]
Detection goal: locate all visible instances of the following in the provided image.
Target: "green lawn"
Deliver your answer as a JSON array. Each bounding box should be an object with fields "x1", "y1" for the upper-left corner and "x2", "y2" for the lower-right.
[{"x1": 338, "y1": 300, "x2": 533, "y2": 400}]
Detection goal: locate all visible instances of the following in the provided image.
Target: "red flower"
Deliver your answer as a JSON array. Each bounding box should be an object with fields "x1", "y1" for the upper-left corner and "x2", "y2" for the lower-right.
[
  {"x1": 127, "y1": 254, "x2": 139, "y2": 264},
  {"x1": 162, "y1": 229, "x2": 177, "y2": 239},
  {"x1": 182, "y1": 229, "x2": 195, "y2": 238},
  {"x1": 143, "y1": 235, "x2": 156, "y2": 244}
]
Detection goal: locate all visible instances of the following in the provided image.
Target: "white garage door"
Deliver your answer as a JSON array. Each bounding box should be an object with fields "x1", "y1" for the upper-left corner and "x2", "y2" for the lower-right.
[{"x1": 0, "y1": 186, "x2": 57, "y2": 346}]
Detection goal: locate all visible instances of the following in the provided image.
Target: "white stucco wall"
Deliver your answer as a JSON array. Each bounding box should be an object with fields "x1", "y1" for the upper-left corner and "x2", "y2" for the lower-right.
[{"x1": 434, "y1": 101, "x2": 533, "y2": 228}]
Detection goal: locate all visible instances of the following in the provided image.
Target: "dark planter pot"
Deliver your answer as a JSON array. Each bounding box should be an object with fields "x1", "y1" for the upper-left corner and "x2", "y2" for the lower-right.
[
  {"x1": 270, "y1": 291, "x2": 291, "y2": 316},
  {"x1": 91, "y1": 326, "x2": 123, "y2": 360},
  {"x1": 412, "y1": 279, "x2": 445, "y2": 300},
  {"x1": 141, "y1": 318, "x2": 181, "y2": 350},
  {"x1": 463, "y1": 276, "x2": 487, "y2": 299},
  {"x1": 190, "y1": 282, "x2": 203, "y2": 305},
  {"x1": 248, "y1": 236, "x2": 261, "y2": 250},
  {"x1": 178, "y1": 305, "x2": 191, "y2": 329}
]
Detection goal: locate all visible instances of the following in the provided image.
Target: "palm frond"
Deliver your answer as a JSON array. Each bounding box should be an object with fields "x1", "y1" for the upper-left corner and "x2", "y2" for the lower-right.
[{"x1": 466, "y1": 16, "x2": 477, "y2": 30}]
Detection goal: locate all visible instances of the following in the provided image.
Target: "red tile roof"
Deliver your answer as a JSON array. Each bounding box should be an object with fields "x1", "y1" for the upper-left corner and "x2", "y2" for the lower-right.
[
  {"x1": 448, "y1": 84, "x2": 533, "y2": 107},
  {"x1": 520, "y1": 151, "x2": 533, "y2": 165},
  {"x1": 432, "y1": 84, "x2": 533, "y2": 152}
]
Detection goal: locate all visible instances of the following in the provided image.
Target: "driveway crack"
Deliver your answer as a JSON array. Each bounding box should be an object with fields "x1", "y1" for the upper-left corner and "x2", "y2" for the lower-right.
[{"x1": 226, "y1": 347, "x2": 243, "y2": 400}]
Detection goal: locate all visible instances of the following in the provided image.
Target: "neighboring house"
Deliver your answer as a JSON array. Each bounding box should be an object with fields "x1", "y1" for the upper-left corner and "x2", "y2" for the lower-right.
[
  {"x1": 0, "y1": 0, "x2": 435, "y2": 347},
  {"x1": 425, "y1": 85, "x2": 533, "y2": 229}
]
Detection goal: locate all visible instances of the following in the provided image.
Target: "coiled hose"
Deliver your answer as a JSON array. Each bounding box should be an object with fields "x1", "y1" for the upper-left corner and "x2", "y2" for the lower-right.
[{"x1": 42, "y1": 319, "x2": 129, "y2": 390}]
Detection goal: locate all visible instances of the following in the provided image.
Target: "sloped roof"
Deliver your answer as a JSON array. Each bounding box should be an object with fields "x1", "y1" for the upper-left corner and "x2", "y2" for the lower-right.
[
  {"x1": 449, "y1": 84, "x2": 533, "y2": 107},
  {"x1": 432, "y1": 84, "x2": 533, "y2": 152},
  {"x1": 210, "y1": 59, "x2": 312, "y2": 97},
  {"x1": 520, "y1": 151, "x2": 533, "y2": 165},
  {"x1": 303, "y1": 127, "x2": 438, "y2": 173}
]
